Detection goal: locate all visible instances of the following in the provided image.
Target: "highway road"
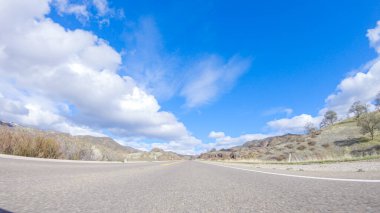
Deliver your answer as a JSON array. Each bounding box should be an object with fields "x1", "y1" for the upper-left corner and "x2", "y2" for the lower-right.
[{"x1": 1, "y1": 157, "x2": 380, "y2": 212}]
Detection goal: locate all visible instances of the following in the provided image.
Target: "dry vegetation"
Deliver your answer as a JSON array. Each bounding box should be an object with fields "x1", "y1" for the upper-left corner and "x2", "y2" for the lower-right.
[
  {"x1": 0, "y1": 126, "x2": 127, "y2": 161},
  {"x1": 199, "y1": 111, "x2": 380, "y2": 163},
  {"x1": 0, "y1": 129, "x2": 61, "y2": 159},
  {"x1": 0, "y1": 123, "x2": 183, "y2": 161}
]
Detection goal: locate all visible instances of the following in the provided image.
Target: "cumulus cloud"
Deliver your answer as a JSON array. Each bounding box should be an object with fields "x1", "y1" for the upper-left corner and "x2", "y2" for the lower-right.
[
  {"x1": 267, "y1": 114, "x2": 322, "y2": 134},
  {"x1": 324, "y1": 59, "x2": 380, "y2": 116},
  {"x1": 0, "y1": 0, "x2": 200, "y2": 154},
  {"x1": 122, "y1": 17, "x2": 252, "y2": 107},
  {"x1": 207, "y1": 131, "x2": 270, "y2": 150},
  {"x1": 367, "y1": 21, "x2": 380, "y2": 53},
  {"x1": 324, "y1": 21, "x2": 380, "y2": 116},
  {"x1": 208, "y1": 131, "x2": 226, "y2": 139}
]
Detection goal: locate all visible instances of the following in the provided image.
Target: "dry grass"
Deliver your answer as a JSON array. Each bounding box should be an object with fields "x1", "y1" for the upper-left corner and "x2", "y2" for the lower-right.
[
  {"x1": 270, "y1": 154, "x2": 287, "y2": 161},
  {"x1": 0, "y1": 128, "x2": 61, "y2": 158},
  {"x1": 285, "y1": 144, "x2": 294, "y2": 149},
  {"x1": 0, "y1": 126, "x2": 128, "y2": 161},
  {"x1": 297, "y1": 145, "x2": 306, "y2": 150},
  {"x1": 0, "y1": 123, "x2": 183, "y2": 162}
]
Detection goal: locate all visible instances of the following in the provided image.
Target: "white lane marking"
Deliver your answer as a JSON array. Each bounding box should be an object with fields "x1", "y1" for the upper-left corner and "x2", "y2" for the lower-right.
[
  {"x1": 0, "y1": 154, "x2": 122, "y2": 164},
  {"x1": 200, "y1": 161, "x2": 380, "y2": 183}
]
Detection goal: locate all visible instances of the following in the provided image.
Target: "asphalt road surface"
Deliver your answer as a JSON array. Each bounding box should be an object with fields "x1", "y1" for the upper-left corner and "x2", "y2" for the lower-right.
[{"x1": 1, "y1": 157, "x2": 380, "y2": 212}]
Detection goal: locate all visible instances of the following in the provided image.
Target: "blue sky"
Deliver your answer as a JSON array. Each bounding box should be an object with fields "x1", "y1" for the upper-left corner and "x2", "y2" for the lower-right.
[{"x1": 1, "y1": 0, "x2": 380, "y2": 154}]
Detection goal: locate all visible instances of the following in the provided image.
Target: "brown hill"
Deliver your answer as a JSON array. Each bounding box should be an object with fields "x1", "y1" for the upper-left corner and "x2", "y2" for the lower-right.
[{"x1": 0, "y1": 121, "x2": 184, "y2": 161}]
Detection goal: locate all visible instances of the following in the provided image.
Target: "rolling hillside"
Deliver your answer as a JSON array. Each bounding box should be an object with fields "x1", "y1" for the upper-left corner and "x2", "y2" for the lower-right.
[{"x1": 199, "y1": 113, "x2": 380, "y2": 162}]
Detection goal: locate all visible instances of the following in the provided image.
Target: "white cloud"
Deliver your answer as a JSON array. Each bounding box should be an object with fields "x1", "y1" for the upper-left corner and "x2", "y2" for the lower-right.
[
  {"x1": 92, "y1": 0, "x2": 110, "y2": 17},
  {"x1": 0, "y1": 82, "x2": 105, "y2": 137},
  {"x1": 324, "y1": 21, "x2": 380, "y2": 116},
  {"x1": 53, "y1": 0, "x2": 89, "y2": 23},
  {"x1": 267, "y1": 114, "x2": 322, "y2": 134},
  {"x1": 122, "y1": 17, "x2": 180, "y2": 100},
  {"x1": 367, "y1": 21, "x2": 380, "y2": 53},
  {"x1": 0, "y1": 0, "x2": 200, "y2": 154},
  {"x1": 115, "y1": 137, "x2": 151, "y2": 152},
  {"x1": 181, "y1": 55, "x2": 251, "y2": 108},
  {"x1": 151, "y1": 136, "x2": 203, "y2": 155},
  {"x1": 52, "y1": 0, "x2": 123, "y2": 26},
  {"x1": 0, "y1": 0, "x2": 50, "y2": 29},
  {"x1": 262, "y1": 107, "x2": 293, "y2": 117},
  {"x1": 324, "y1": 60, "x2": 380, "y2": 115},
  {"x1": 123, "y1": 17, "x2": 252, "y2": 107},
  {"x1": 208, "y1": 131, "x2": 225, "y2": 139},
  {"x1": 207, "y1": 131, "x2": 270, "y2": 150},
  {"x1": 91, "y1": 0, "x2": 124, "y2": 26},
  {"x1": 116, "y1": 135, "x2": 203, "y2": 155}
]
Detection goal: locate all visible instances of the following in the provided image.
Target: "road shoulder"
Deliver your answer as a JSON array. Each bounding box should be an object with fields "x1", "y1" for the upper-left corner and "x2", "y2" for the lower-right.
[{"x1": 197, "y1": 160, "x2": 380, "y2": 181}]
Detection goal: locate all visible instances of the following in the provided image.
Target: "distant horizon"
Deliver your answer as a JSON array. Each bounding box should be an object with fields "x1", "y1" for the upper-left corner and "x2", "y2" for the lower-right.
[{"x1": 1, "y1": 0, "x2": 380, "y2": 155}]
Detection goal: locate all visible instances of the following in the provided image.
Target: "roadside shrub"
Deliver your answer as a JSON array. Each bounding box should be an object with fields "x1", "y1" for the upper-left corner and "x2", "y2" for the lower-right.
[
  {"x1": 285, "y1": 144, "x2": 294, "y2": 149},
  {"x1": 0, "y1": 130, "x2": 17, "y2": 154},
  {"x1": 1, "y1": 127, "x2": 129, "y2": 161},
  {"x1": 308, "y1": 141, "x2": 316, "y2": 146},
  {"x1": 34, "y1": 137, "x2": 61, "y2": 158},
  {"x1": 264, "y1": 151, "x2": 273, "y2": 155},
  {"x1": 271, "y1": 154, "x2": 287, "y2": 161},
  {"x1": 297, "y1": 145, "x2": 306, "y2": 151},
  {"x1": 0, "y1": 128, "x2": 61, "y2": 159},
  {"x1": 321, "y1": 143, "x2": 330, "y2": 148}
]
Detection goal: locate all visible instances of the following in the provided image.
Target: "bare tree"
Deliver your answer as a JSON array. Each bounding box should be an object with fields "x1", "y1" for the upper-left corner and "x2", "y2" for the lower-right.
[
  {"x1": 320, "y1": 110, "x2": 338, "y2": 128},
  {"x1": 375, "y1": 92, "x2": 380, "y2": 111},
  {"x1": 348, "y1": 101, "x2": 368, "y2": 119},
  {"x1": 357, "y1": 113, "x2": 380, "y2": 140},
  {"x1": 304, "y1": 122, "x2": 318, "y2": 137}
]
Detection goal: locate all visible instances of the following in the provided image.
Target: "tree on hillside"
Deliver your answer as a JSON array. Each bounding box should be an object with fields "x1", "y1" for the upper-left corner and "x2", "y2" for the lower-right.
[
  {"x1": 357, "y1": 113, "x2": 380, "y2": 140},
  {"x1": 304, "y1": 122, "x2": 318, "y2": 137},
  {"x1": 375, "y1": 92, "x2": 380, "y2": 111},
  {"x1": 320, "y1": 110, "x2": 338, "y2": 128},
  {"x1": 348, "y1": 101, "x2": 368, "y2": 119}
]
